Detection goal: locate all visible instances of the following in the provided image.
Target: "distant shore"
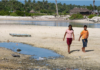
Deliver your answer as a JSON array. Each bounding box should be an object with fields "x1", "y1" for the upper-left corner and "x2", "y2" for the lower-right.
[
  {"x1": 68, "y1": 19, "x2": 95, "y2": 23},
  {"x1": 0, "y1": 16, "x2": 98, "y2": 24}
]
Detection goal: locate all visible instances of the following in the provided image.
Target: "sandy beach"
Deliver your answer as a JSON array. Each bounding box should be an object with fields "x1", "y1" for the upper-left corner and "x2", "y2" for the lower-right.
[
  {"x1": 0, "y1": 47, "x2": 30, "y2": 69},
  {"x1": 0, "y1": 16, "x2": 66, "y2": 21},
  {"x1": 68, "y1": 19, "x2": 95, "y2": 23},
  {"x1": 0, "y1": 16, "x2": 97, "y2": 24},
  {"x1": 0, "y1": 25, "x2": 100, "y2": 69}
]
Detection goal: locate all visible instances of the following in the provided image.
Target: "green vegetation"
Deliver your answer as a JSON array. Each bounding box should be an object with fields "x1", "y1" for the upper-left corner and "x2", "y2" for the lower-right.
[
  {"x1": 0, "y1": 0, "x2": 100, "y2": 16},
  {"x1": 88, "y1": 14, "x2": 96, "y2": 19},
  {"x1": 10, "y1": 12, "x2": 18, "y2": 16},
  {"x1": 69, "y1": 14, "x2": 83, "y2": 20},
  {"x1": 15, "y1": 11, "x2": 25, "y2": 16},
  {"x1": 0, "y1": 10, "x2": 10, "y2": 15},
  {"x1": 31, "y1": 13, "x2": 46, "y2": 16}
]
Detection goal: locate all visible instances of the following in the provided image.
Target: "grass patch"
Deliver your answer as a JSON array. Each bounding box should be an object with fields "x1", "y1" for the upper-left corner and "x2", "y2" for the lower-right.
[{"x1": 69, "y1": 14, "x2": 83, "y2": 20}]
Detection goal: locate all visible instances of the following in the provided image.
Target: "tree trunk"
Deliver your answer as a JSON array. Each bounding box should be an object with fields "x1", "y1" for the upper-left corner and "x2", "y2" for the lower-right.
[
  {"x1": 55, "y1": 0, "x2": 59, "y2": 16},
  {"x1": 93, "y1": 0, "x2": 95, "y2": 11}
]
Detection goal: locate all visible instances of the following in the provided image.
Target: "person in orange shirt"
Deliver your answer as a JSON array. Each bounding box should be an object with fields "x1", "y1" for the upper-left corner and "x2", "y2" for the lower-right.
[{"x1": 79, "y1": 25, "x2": 89, "y2": 52}]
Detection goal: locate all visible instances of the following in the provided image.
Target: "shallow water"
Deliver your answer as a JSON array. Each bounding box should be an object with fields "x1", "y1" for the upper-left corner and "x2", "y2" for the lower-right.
[
  {"x1": 0, "y1": 42, "x2": 62, "y2": 59},
  {"x1": 1, "y1": 20, "x2": 100, "y2": 28}
]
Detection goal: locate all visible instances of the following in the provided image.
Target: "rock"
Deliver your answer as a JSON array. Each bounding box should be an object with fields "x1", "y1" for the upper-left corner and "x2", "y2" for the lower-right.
[
  {"x1": 18, "y1": 62, "x2": 22, "y2": 64},
  {"x1": 12, "y1": 54, "x2": 20, "y2": 57},
  {"x1": 38, "y1": 57, "x2": 44, "y2": 60},
  {"x1": 17, "y1": 49, "x2": 21, "y2": 52},
  {"x1": 17, "y1": 69, "x2": 21, "y2": 70},
  {"x1": 2, "y1": 58, "x2": 8, "y2": 60},
  {"x1": 30, "y1": 63, "x2": 34, "y2": 65}
]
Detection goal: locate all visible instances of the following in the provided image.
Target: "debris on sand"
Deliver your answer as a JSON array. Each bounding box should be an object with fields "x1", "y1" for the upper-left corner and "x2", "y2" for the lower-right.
[
  {"x1": 12, "y1": 54, "x2": 20, "y2": 57},
  {"x1": 17, "y1": 49, "x2": 21, "y2": 52}
]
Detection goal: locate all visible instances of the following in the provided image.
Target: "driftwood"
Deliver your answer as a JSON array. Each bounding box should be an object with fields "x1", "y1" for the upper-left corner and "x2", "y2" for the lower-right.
[{"x1": 9, "y1": 33, "x2": 31, "y2": 37}]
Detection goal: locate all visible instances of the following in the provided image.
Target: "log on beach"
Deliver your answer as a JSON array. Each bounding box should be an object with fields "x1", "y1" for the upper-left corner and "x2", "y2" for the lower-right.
[
  {"x1": 12, "y1": 54, "x2": 20, "y2": 57},
  {"x1": 9, "y1": 33, "x2": 31, "y2": 37}
]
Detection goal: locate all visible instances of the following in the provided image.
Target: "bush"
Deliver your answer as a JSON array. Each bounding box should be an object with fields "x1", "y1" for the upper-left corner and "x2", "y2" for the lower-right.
[
  {"x1": 0, "y1": 10, "x2": 10, "y2": 15},
  {"x1": 88, "y1": 14, "x2": 96, "y2": 19},
  {"x1": 40, "y1": 9, "x2": 48, "y2": 13},
  {"x1": 15, "y1": 11, "x2": 25, "y2": 16},
  {"x1": 31, "y1": 13, "x2": 45, "y2": 16},
  {"x1": 10, "y1": 12, "x2": 18, "y2": 16},
  {"x1": 24, "y1": 12, "x2": 31, "y2": 16},
  {"x1": 40, "y1": 9, "x2": 53, "y2": 15},
  {"x1": 69, "y1": 14, "x2": 83, "y2": 20},
  {"x1": 47, "y1": 13, "x2": 53, "y2": 15}
]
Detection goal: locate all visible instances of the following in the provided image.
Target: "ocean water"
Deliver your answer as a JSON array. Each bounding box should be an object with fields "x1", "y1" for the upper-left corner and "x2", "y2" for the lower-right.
[{"x1": 1, "y1": 20, "x2": 100, "y2": 28}]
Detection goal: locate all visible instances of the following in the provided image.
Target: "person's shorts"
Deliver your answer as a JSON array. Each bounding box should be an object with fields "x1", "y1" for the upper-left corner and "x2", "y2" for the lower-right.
[
  {"x1": 82, "y1": 39, "x2": 88, "y2": 47},
  {"x1": 67, "y1": 38, "x2": 72, "y2": 45}
]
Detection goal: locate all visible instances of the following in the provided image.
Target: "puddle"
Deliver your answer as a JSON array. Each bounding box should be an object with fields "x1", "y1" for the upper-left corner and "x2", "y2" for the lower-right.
[
  {"x1": 0, "y1": 42, "x2": 63, "y2": 59},
  {"x1": 28, "y1": 68, "x2": 79, "y2": 70},
  {"x1": 0, "y1": 42, "x2": 81, "y2": 70}
]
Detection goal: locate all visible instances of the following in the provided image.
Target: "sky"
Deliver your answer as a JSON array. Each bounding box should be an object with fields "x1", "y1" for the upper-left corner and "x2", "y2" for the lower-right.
[{"x1": 18, "y1": 0, "x2": 100, "y2": 6}]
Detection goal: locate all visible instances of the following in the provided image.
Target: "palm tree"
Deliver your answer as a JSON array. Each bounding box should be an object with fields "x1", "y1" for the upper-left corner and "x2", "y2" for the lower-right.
[
  {"x1": 55, "y1": 0, "x2": 59, "y2": 15},
  {"x1": 93, "y1": 0, "x2": 95, "y2": 11}
]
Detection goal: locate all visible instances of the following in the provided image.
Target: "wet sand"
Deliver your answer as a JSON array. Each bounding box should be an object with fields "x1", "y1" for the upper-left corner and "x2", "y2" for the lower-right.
[
  {"x1": 0, "y1": 47, "x2": 30, "y2": 69},
  {"x1": 0, "y1": 25, "x2": 100, "y2": 69}
]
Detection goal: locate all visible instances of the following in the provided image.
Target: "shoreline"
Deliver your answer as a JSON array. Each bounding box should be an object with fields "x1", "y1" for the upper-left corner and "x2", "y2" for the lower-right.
[
  {"x1": 68, "y1": 19, "x2": 95, "y2": 23},
  {"x1": 0, "y1": 19, "x2": 96, "y2": 24},
  {"x1": 0, "y1": 25, "x2": 100, "y2": 69},
  {"x1": 0, "y1": 16, "x2": 67, "y2": 21},
  {"x1": 0, "y1": 16, "x2": 98, "y2": 24}
]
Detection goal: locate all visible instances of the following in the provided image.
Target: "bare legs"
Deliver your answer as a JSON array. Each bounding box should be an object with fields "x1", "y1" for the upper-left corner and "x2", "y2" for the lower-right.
[
  {"x1": 82, "y1": 47, "x2": 85, "y2": 52},
  {"x1": 68, "y1": 45, "x2": 71, "y2": 54}
]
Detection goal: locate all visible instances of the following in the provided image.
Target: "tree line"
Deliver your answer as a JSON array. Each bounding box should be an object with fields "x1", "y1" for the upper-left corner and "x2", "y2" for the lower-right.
[{"x1": 0, "y1": 0, "x2": 100, "y2": 16}]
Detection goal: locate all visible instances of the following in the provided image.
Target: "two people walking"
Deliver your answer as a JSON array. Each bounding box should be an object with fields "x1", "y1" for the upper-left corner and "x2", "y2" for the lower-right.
[{"x1": 63, "y1": 25, "x2": 89, "y2": 54}]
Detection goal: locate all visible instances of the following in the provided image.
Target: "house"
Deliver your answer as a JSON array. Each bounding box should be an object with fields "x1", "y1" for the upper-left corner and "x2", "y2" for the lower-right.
[
  {"x1": 70, "y1": 7, "x2": 92, "y2": 15},
  {"x1": 92, "y1": 10, "x2": 100, "y2": 15},
  {"x1": 29, "y1": 9, "x2": 35, "y2": 13}
]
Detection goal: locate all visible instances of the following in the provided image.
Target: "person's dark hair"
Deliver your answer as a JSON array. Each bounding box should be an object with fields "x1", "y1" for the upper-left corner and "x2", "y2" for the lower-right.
[
  {"x1": 68, "y1": 25, "x2": 73, "y2": 30},
  {"x1": 84, "y1": 25, "x2": 87, "y2": 27}
]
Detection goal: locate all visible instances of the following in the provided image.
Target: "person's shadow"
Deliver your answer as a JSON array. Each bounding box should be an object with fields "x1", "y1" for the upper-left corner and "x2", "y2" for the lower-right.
[
  {"x1": 70, "y1": 50, "x2": 80, "y2": 54},
  {"x1": 70, "y1": 50, "x2": 94, "y2": 54},
  {"x1": 85, "y1": 50, "x2": 94, "y2": 52}
]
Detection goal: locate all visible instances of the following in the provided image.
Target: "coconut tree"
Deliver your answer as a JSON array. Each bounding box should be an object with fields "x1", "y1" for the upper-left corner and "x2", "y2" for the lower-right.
[
  {"x1": 93, "y1": 0, "x2": 95, "y2": 11},
  {"x1": 55, "y1": 0, "x2": 59, "y2": 15}
]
